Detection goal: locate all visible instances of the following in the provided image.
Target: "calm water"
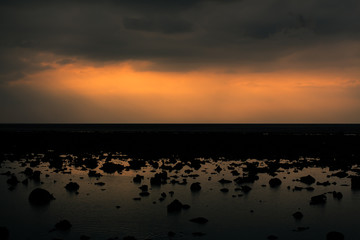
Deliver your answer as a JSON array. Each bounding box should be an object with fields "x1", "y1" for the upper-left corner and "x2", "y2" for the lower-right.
[{"x1": 1, "y1": 155, "x2": 360, "y2": 240}]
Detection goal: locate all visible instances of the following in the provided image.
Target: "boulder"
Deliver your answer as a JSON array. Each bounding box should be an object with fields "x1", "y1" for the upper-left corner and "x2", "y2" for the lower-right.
[
  {"x1": 351, "y1": 176, "x2": 360, "y2": 190},
  {"x1": 167, "y1": 199, "x2": 183, "y2": 213},
  {"x1": 292, "y1": 211, "x2": 303, "y2": 220},
  {"x1": 190, "y1": 182, "x2": 201, "y2": 192},
  {"x1": 326, "y1": 231, "x2": 344, "y2": 240},
  {"x1": 55, "y1": 220, "x2": 72, "y2": 231},
  {"x1": 300, "y1": 175, "x2": 315, "y2": 185},
  {"x1": 28, "y1": 188, "x2": 55, "y2": 205},
  {"x1": 65, "y1": 182, "x2": 80, "y2": 192},
  {"x1": 0, "y1": 226, "x2": 9, "y2": 240},
  {"x1": 310, "y1": 194, "x2": 326, "y2": 205},
  {"x1": 269, "y1": 178, "x2": 282, "y2": 188}
]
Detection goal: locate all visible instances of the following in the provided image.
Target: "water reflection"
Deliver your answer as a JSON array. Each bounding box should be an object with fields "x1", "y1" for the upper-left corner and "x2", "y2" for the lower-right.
[{"x1": 0, "y1": 154, "x2": 359, "y2": 240}]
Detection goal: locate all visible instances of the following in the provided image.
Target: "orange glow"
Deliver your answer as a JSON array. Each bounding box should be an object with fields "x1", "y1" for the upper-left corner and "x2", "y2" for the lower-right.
[{"x1": 9, "y1": 59, "x2": 360, "y2": 123}]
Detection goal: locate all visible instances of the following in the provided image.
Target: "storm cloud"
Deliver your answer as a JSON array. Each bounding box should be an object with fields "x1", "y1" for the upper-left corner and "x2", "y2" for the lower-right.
[{"x1": 1, "y1": 0, "x2": 360, "y2": 81}]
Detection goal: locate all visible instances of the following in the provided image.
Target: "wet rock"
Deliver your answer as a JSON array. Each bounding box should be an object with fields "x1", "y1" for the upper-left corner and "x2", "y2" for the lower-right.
[
  {"x1": 80, "y1": 235, "x2": 91, "y2": 240},
  {"x1": 101, "y1": 162, "x2": 124, "y2": 174},
  {"x1": 292, "y1": 211, "x2": 303, "y2": 220},
  {"x1": 240, "y1": 185, "x2": 252, "y2": 193},
  {"x1": 351, "y1": 176, "x2": 360, "y2": 190},
  {"x1": 331, "y1": 171, "x2": 348, "y2": 178},
  {"x1": 231, "y1": 170, "x2": 240, "y2": 176},
  {"x1": 189, "y1": 217, "x2": 208, "y2": 224},
  {"x1": 269, "y1": 178, "x2": 282, "y2": 188},
  {"x1": 139, "y1": 191, "x2": 150, "y2": 197},
  {"x1": 190, "y1": 182, "x2": 201, "y2": 192},
  {"x1": 326, "y1": 231, "x2": 344, "y2": 240},
  {"x1": 220, "y1": 188, "x2": 229, "y2": 193},
  {"x1": 55, "y1": 220, "x2": 72, "y2": 231},
  {"x1": 7, "y1": 175, "x2": 19, "y2": 186},
  {"x1": 214, "y1": 166, "x2": 222, "y2": 173},
  {"x1": 267, "y1": 235, "x2": 278, "y2": 240},
  {"x1": 310, "y1": 194, "x2": 327, "y2": 205},
  {"x1": 88, "y1": 170, "x2": 102, "y2": 178},
  {"x1": 300, "y1": 175, "x2": 315, "y2": 185},
  {"x1": 94, "y1": 182, "x2": 105, "y2": 186},
  {"x1": 150, "y1": 172, "x2": 167, "y2": 185},
  {"x1": 24, "y1": 167, "x2": 34, "y2": 177},
  {"x1": 133, "y1": 175, "x2": 143, "y2": 183},
  {"x1": 133, "y1": 197, "x2": 141, "y2": 201},
  {"x1": 192, "y1": 232, "x2": 206, "y2": 237},
  {"x1": 218, "y1": 178, "x2": 232, "y2": 184},
  {"x1": 139, "y1": 185, "x2": 148, "y2": 192},
  {"x1": 168, "y1": 231, "x2": 175, "y2": 237},
  {"x1": 167, "y1": 199, "x2": 183, "y2": 213},
  {"x1": 0, "y1": 226, "x2": 9, "y2": 239},
  {"x1": 29, "y1": 188, "x2": 55, "y2": 205},
  {"x1": 316, "y1": 181, "x2": 331, "y2": 186},
  {"x1": 65, "y1": 182, "x2": 80, "y2": 192},
  {"x1": 333, "y1": 191, "x2": 343, "y2": 200}
]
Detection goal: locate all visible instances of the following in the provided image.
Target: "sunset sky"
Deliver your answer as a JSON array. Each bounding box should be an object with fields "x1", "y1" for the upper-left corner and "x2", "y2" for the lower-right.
[{"x1": 1, "y1": 0, "x2": 360, "y2": 123}]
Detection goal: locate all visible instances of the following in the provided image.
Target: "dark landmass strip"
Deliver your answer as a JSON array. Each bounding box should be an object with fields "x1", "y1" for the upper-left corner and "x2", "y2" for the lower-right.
[{"x1": 0, "y1": 124, "x2": 360, "y2": 164}]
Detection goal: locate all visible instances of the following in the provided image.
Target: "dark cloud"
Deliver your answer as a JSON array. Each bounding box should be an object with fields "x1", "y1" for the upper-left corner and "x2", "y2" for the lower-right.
[{"x1": 0, "y1": 0, "x2": 359, "y2": 80}]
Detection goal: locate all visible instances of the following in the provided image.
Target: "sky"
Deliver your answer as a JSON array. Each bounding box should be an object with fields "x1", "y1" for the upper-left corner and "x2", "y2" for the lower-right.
[{"x1": 0, "y1": 0, "x2": 360, "y2": 123}]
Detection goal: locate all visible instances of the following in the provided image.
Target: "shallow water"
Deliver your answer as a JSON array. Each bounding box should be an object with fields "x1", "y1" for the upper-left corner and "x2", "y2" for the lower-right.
[{"x1": 1, "y1": 156, "x2": 360, "y2": 240}]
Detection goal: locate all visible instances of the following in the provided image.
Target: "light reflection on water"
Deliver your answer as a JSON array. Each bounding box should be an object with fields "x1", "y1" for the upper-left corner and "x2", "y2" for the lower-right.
[{"x1": 0, "y1": 157, "x2": 360, "y2": 240}]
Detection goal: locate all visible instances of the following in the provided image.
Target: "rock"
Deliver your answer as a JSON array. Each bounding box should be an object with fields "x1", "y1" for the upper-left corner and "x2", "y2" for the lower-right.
[
  {"x1": 55, "y1": 220, "x2": 72, "y2": 231},
  {"x1": 269, "y1": 178, "x2": 282, "y2": 187},
  {"x1": 292, "y1": 211, "x2": 303, "y2": 220},
  {"x1": 267, "y1": 235, "x2": 278, "y2": 240},
  {"x1": 220, "y1": 188, "x2": 229, "y2": 193},
  {"x1": 139, "y1": 185, "x2": 148, "y2": 192},
  {"x1": 28, "y1": 188, "x2": 55, "y2": 205},
  {"x1": 240, "y1": 185, "x2": 252, "y2": 193},
  {"x1": 22, "y1": 179, "x2": 29, "y2": 185},
  {"x1": 6, "y1": 175, "x2": 19, "y2": 186},
  {"x1": 351, "y1": 176, "x2": 360, "y2": 189},
  {"x1": 218, "y1": 178, "x2": 232, "y2": 184},
  {"x1": 293, "y1": 227, "x2": 309, "y2": 232},
  {"x1": 214, "y1": 166, "x2": 222, "y2": 173},
  {"x1": 331, "y1": 171, "x2": 348, "y2": 178},
  {"x1": 23, "y1": 167, "x2": 34, "y2": 177},
  {"x1": 300, "y1": 175, "x2": 315, "y2": 185},
  {"x1": 101, "y1": 162, "x2": 124, "y2": 174},
  {"x1": 310, "y1": 194, "x2": 327, "y2": 205},
  {"x1": 189, "y1": 217, "x2": 208, "y2": 224},
  {"x1": 94, "y1": 182, "x2": 105, "y2": 186},
  {"x1": 168, "y1": 231, "x2": 175, "y2": 237},
  {"x1": 139, "y1": 191, "x2": 150, "y2": 197},
  {"x1": 316, "y1": 181, "x2": 331, "y2": 186},
  {"x1": 150, "y1": 172, "x2": 167, "y2": 185},
  {"x1": 88, "y1": 170, "x2": 102, "y2": 178},
  {"x1": 326, "y1": 231, "x2": 344, "y2": 240},
  {"x1": 167, "y1": 199, "x2": 183, "y2": 212},
  {"x1": 190, "y1": 182, "x2": 201, "y2": 192},
  {"x1": 161, "y1": 192, "x2": 167, "y2": 198},
  {"x1": 133, "y1": 174, "x2": 143, "y2": 183},
  {"x1": 333, "y1": 191, "x2": 343, "y2": 200},
  {"x1": 0, "y1": 226, "x2": 9, "y2": 239},
  {"x1": 169, "y1": 191, "x2": 174, "y2": 197},
  {"x1": 65, "y1": 182, "x2": 80, "y2": 192}
]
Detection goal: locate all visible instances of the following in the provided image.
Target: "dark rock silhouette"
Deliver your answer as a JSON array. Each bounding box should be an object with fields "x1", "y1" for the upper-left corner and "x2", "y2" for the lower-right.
[
  {"x1": 123, "y1": 236, "x2": 137, "y2": 240},
  {"x1": 23, "y1": 167, "x2": 34, "y2": 177},
  {"x1": 240, "y1": 185, "x2": 252, "y2": 193},
  {"x1": 220, "y1": 188, "x2": 229, "y2": 193},
  {"x1": 269, "y1": 178, "x2": 282, "y2": 187},
  {"x1": 292, "y1": 211, "x2": 303, "y2": 219},
  {"x1": 55, "y1": 220, "x2": 72, "y2": 231},
  {"x1": 189, "y1": 217, "x2": 208, "y2": 224},
  {"x1": 139, "y1": 191, "x2": 150, "y2": 197},
  {"x1": 32, "y1": 171, "x2": 41, "y2": 182},
  {"x1": 133, "y1": 174, "x2": 143, "y2": 183},
  {"x1": 267, "y1": 235, "x2": 278, "y2": 240},
  {"x1": 88, "y1": 170, "x2": 102, "y2": 178},
  {"x1": 150, "y1": 172, "x2": 167, "y2": 185},
  {"x1": 218, "y1": 178, "x2": 232, "y2": 184},
  {"x1": 299, "y1": 175, "x2": 315, "y2": 185},
  {"x1": 80, "y1": 235, "x2": 91, "y2": 240},
  {"x1": 0, "y1": 226, "x2": 9, "y2": 240},
  {"x1": 167, "y1": 199, "x2": 183, "y2": 212},
  {"x1": 316, "y1": 181, "x2": 330, "y2": 186},
  {"x1": 101, "y1": 162, "x2": 124, "y2": 174},
  {"x1": 190, "y1": 182, "x2": 201, "y2": 192},
  {"x1": 326, "y1": 231, "x2": 344, "y2": 240},
  {"x1": 333, "y1": 191, "x2": 343, "y2": 200},
  {"x1": 6, "y1": 175, "x2": 19, "y2": 186},
  {"x1": 94, "y1": 182, "x2": 105, "y2": 186},
  {"x1": 65, "y1": 182, "x2": 80, "y2": 192},
  {"x1": 28, "y1": 188, "x2": 55, "y2": 205},
  {"x1": 182, "y1": 204, "x2": 191, "y2": 210},
  {"x1": 310, "y1": 194, "x2": 327, "y2": 205},
  {"x1": 139, "y1": 185, "x2": 148, "y2": 192},
  {"x1": 168, "y1": 231, "x2": 175, "y2": 237},
  {"x1": 351, "y1": 176, "x2": 360, "y2": 189}
]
